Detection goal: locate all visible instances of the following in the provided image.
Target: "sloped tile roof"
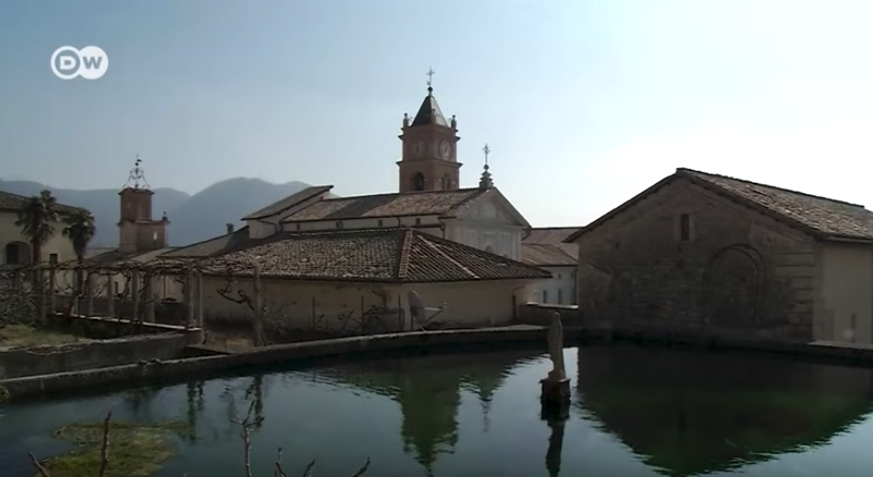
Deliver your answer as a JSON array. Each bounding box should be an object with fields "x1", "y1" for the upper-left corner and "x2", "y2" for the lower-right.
[
  {"x1": 566, "y1": 168, "x2": 873, "y2": 243},
  {"x1": 680, "y1": 168, "x2": 873, "y2": 241},
  {"x1": 0, "y1": 189, "x2": 85, "y2": 215},
  {"x1": 523, "y1": 227, "x2": 583, "y2": 244},
  {"x1": 84, "y1": 247, "x2": 178, "y2": 265},
  {"x1": 281, "y1": 188, "x2": 492, "y2": 222},
  {"x1": 162, "y1": 226, "x2": 251, "y2": 258},
  {"x1": 241, "y1": 186, "x2": 333, "y2": 220},
  {"x1": 521, "y1": 243, "x2": 577, "y2": 267},
  {"x1": 197, "y1": 228, "x2": 553, "y2": 283}
]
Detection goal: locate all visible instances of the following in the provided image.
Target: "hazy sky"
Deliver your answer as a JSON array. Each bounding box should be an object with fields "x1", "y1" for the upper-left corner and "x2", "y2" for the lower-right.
[{"x1": 1, "y1": 0, "x2": 872, "y2": 227}]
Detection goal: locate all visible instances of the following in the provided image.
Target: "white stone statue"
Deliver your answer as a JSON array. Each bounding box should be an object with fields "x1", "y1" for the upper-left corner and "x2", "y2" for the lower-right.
[
  {"x1": 546, "y1": 311, "x2": 566, "y2": 381},
  {"x1": 407, "y1": 290, "x2": 447, "y2": 330}
]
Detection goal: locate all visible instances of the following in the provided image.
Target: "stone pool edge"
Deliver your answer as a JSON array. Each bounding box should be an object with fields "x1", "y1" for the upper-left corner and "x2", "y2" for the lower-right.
[
  {"x1": 0, "y1": 325, "x2": 554, "y2": 400},
  {"x1": 6, "y1": 325, "x2": 873, "y2": 401}
]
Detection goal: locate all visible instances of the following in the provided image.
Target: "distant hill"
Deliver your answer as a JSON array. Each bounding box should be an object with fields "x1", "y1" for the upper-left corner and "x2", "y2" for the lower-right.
[{"x1": 0, "y1": 177, "x2": 328, "y2": 247}]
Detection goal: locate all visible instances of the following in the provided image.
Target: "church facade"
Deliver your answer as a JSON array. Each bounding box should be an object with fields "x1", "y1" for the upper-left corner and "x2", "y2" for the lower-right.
[
  {"x1": 159, "y1": 83, "x2": 553, "y2": 330},
  {"x1": 240, "y1": 84, "x2": 531, "y2": 262}
]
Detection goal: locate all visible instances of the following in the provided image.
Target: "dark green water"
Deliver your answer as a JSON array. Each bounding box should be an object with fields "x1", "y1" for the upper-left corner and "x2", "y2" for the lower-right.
[{"x1": 4, "y1": 344, "x2": 873, "y2": 477}]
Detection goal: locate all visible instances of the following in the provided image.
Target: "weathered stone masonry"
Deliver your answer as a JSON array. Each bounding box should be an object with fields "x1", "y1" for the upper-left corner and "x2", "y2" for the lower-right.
[{"x1": 576, "y1": 178, "x2": 817, "y2": 340}]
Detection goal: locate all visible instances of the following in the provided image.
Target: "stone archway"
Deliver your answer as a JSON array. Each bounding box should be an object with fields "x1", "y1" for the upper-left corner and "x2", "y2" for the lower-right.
[
  {"x1": 701, "y1": 244, "x2": 763, "y2": 329},
  {"x1": 4, "y1": 241, "x2": 31, "y2": 265}
]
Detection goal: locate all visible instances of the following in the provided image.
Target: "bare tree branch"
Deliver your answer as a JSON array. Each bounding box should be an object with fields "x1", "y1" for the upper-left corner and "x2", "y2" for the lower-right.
[{"x1": 98, "y1": 411, "x2": 112, "y2": 477}]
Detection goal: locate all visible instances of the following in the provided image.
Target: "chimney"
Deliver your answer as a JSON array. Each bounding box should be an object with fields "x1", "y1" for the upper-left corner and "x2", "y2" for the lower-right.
[{"x1": 226, "y1": 223, "x2": 234, "y2": 234}]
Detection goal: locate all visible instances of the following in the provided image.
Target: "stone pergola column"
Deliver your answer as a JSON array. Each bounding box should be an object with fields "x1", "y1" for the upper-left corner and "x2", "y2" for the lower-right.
[
  {"x1": 145, "y1": 275, "x2": 156, "y2": 323},
  {"x1": 48, "y1": 265, "x2": 57, "y2": 315},
  {"x1": 131, "y1": 270, "x2": 140, "y2": 322},
  {"x1": 85, "y1": 272, "x2": 94, "y2": 317},
  {"x1": 196, "y1": 270, "x2": 204, "y2": 328},
  {"x1": 184, "y1": 268, "x2": 194, "y2": 328},
  {"x1": 106, "y1": 272, "x2": 114, "y2": 318}
]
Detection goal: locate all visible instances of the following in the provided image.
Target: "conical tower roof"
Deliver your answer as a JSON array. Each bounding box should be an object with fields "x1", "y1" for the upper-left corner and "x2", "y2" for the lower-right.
[{"x1": 411, "y1": 87, "x2": 449, "y2": 127}]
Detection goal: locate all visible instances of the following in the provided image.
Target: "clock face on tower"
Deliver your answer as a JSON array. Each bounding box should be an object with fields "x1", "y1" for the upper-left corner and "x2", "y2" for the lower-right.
[
  {"x1": 411, "y1": 140, "x2": 426, "y2": 159},
  {"x1": 439, "y1": 140, "x2": 452, "y2": 160}
]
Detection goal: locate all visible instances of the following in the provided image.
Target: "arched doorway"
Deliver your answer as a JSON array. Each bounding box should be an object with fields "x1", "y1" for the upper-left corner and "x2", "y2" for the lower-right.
[
  {"x1": 4, "y1": 242, "x2": 31, "y2": 265},
  {"x1": 702, "y1": 244, "x2": 763, "y2": 329}
]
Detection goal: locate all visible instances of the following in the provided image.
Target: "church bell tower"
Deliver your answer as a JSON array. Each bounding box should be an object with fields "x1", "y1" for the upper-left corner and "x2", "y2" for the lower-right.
[
  {"x1": 117, "y1": 155, "x2": 169, "y2": 254},
  {"x1": 397, "y1": 69, "x2": 462, "y2": 193}
]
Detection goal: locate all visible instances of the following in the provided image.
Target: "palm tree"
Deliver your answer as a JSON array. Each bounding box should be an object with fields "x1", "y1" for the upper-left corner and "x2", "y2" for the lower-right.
[
  {"x1": 15, "y1": 189, "x2": 59, "y2": 266},
  {"x1": 62, "y1": 208, "x2": 96, "y2": 294}
]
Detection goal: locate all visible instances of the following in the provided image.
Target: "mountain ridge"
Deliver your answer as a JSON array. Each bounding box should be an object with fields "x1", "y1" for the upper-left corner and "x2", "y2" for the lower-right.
[{"x1": 0, "y1": 177, "x2": 328, "y2": 247}]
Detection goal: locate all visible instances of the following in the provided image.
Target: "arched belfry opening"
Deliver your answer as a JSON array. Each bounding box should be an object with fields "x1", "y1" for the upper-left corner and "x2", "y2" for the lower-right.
[{"x1": 412, "y1": 173, "x2": 425, "y2": 192}]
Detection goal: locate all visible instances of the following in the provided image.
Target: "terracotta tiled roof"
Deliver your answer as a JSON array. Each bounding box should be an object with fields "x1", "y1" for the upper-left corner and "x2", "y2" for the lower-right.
[
  {"x1": 241, "y1": 186, "x2": 333, "y2": 220},
  {"x1": 521, "y1": 243, "x2": 577, "y2": 267},
  {"x1": 680, "y1": 169, "x2": 873, "y2": 242},
  {"x1": 566, "y1": 168, "x2": 873, "y2": 243},
  {"x1": 162, "y1": 226, "x2": 251, "y2": 258},
  {"x1": 0, "y1": 189, "x2": 85, "y2": 215},
  {"x1": 197, "y1": 228, "x2": 553, "y2": 283},
  {"x1": 523, "y1": 227, "x2": 583, "y2": 244},
  {"x1": 281, "y1": 188, "x2": 492, "y2": 222},
  {"x1": 84, "y1": 247, "x2": 178, "y2": 265}
]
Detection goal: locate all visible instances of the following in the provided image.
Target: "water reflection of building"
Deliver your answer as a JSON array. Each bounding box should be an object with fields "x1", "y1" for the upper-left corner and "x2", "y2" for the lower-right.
[
  {"x1": 327, "y1": 350, "x2": 532, "y2": 475},
  {"x1": 575, "y1": 345, "x2": 873, "y2": 477}
]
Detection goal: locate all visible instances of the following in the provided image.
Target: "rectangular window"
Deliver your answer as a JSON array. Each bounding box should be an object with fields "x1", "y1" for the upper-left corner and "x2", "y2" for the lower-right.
[
  {"x1": 680, "y1": 214, "x2": 691, "y2": 241},
  {"x1": 378, "y1": 219, "x2": 383, "y2": 227},
  {"x1": 6, "y1": 245, "x2": 20, "y2": 265},
  {"x1": 113, "y1": 281, "x2": 119, "y2": 295},
  {"x1": 543, "y1": 290, "x2": 549, "y2": 304},
  {"x1": 49, "y1": 253, "x2": 58, "y2": 265},
  {"x1": 415, "y1": 217, "x2": 422, "y2": 225},
  {"x1": 558, "y1": 288, "x2": 563, "y2": 304}
]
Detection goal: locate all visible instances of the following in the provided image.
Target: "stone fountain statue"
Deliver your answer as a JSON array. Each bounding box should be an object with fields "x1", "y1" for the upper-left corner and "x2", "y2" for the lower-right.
[
  {"x1": 546, "y1": 311, "x2": 566, "y2": 380},
  {"x1": 407, "y1": 290, "x2": 447, "y2": 331},
  {"x1": 540, "y1": 311, "x2": 571, "y2": 419}
]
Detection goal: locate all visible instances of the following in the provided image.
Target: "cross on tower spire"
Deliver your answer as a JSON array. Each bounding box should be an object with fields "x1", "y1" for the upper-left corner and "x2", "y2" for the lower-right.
[
  {"x1": 479, "y1": 143, "x2": 494, "y2": 190},
  {"x1": 426, "y1": 67, "x2": 436, "y2": 92}
]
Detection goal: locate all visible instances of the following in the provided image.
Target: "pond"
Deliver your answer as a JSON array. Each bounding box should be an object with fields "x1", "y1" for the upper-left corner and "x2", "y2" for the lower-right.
[{"x1": 3, "y1": 344, "x2": 873, "y2": 477}]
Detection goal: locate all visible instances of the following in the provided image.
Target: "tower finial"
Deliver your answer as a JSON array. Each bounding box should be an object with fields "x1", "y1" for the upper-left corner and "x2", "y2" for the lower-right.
[
  {"x1": 124, "y1": 153, "x2": 151, "y2": 190},
  {"x1": 479, "y1": 143, "x2": 494, "y2": 190},
  {"x1": 426, "y1": 67, "x2": 435, "y2": 93}
]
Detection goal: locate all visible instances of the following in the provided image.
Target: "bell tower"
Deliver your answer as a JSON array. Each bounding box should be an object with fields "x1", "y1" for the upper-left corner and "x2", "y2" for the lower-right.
[
  {"x1": 397, "y1": 69, "x2": 462, "y2": 193},
  {"x1": 117, "y1": 155, "x2": 169, "y2": 254}
]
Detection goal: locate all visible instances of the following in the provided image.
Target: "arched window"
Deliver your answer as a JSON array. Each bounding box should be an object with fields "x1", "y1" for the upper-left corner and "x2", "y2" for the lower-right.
[
  {"x1": 412, "y1": 173, "x2": 425, "y2": 191},
  {"x1": 440, "y1": 175, "x2": 448, "y2": 190}
]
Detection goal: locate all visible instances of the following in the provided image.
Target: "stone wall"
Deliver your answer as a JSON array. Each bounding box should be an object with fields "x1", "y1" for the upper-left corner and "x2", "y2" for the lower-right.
[
  {"x1": 44, "y1": 313, "x2": 203, "y2": 342},
  {"x1": 515, "y1": 303, "x2": 582, "y2": 327},
  {"x1": 575, "y1": 178, "x2": 818, "y2": 342},
  {"x1": 0, "y1": 332, "x2": 189, "y2": 380}
]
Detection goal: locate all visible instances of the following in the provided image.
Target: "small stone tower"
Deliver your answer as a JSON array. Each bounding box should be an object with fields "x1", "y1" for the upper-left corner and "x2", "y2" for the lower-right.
[
  {"x1": 397, "y1": 69, "x2": 463, "y2": 193},
  {"x1": 117, "y1": 155, "x2": 169, "y2": 254}
]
